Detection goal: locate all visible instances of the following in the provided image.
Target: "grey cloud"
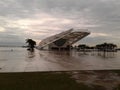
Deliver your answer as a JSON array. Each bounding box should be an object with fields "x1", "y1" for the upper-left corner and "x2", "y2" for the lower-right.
[{"x1": 0, "y1": 0, "x2": 120, "y2": 46}]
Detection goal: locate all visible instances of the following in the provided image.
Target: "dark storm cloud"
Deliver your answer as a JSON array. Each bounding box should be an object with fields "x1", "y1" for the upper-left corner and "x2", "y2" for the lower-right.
[{"x1": 0, "y1": 0, "x2": 120, "y2": 46}]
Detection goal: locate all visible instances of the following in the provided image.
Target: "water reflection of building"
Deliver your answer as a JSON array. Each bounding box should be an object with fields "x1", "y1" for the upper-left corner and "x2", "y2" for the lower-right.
[{"x1": 38, "y1": 28, "x2": 90, "y2": 50}]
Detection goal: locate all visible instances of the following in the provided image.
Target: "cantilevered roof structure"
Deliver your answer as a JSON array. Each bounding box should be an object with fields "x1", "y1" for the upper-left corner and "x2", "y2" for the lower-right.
[{"x1": 38, "y1": 28, "x2": 90, "y2": 50}]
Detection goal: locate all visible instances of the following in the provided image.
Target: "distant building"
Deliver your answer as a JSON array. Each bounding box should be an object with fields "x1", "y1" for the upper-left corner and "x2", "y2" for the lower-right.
[{"x1": 37, "y1": 28, "x2": 90, "y2": 50}]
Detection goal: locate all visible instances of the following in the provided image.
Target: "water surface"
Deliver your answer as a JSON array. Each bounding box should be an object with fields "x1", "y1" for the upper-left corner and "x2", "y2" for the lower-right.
[{"x1": 0, "y1": 47, "x2": 120, "y2": 72}]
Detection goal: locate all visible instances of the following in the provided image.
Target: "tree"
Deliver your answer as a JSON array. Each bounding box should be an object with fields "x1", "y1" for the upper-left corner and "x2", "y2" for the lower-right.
[
  {"x1": 26, "y1": 39, "x2": 36, "y2": 52},
  {"x1": 77, "y1": 44, "x2": 89, "y2": 52}
]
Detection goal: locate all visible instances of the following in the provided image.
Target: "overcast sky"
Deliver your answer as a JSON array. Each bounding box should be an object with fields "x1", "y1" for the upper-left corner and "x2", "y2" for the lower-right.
[{"x1": 0, "y1": 0, "x2": 120, "y2": 46}]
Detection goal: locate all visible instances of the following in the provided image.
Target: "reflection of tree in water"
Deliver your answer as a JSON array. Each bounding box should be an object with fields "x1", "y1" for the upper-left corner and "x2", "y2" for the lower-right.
[
  {"x1": 26, "y1": 50, "x2": 35, "y2": 61},
  {"x1": 28, "y1": 51, "x2": 35, "y2": 57},
  {"x1": 97, "y1": 51, "x2": 116, "y2": 58}
]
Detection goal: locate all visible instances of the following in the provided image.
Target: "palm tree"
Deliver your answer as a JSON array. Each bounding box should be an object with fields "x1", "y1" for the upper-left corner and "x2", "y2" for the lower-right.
[{"x1": 26, "y1": 39, "x2": 36, "y2": 52}]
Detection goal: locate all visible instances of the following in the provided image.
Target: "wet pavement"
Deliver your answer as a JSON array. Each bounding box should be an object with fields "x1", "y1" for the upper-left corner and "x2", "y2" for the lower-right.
[
  {"x1": 69, "y1": 70, "x2": 120, "y2": 90},
  {"x1": 0, "y1": 47, "x2": 120, "y2": 72}
]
